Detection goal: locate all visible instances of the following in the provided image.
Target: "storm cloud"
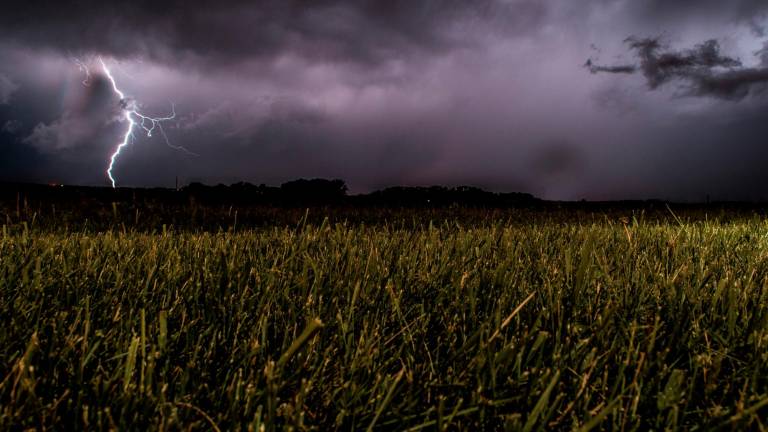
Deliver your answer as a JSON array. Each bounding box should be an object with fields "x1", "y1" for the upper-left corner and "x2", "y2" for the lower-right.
[
  {"x1": 2, "y1": 1, "x2": 768, "y2": 200},
  {"x1": 0, "y1": 0, "x2": 547, "y2": 67},
  {"x1": 589, "y1": 37, "x2": 768, "y2": 100}
]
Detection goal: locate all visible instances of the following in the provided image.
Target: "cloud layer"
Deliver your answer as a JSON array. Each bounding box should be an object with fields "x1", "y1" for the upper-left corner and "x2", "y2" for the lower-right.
[
  {"x1": 0, "y1": 0, "x2": 547, "y2": 68},
  {"x1": 1, "y1": 1, "x2": 768, "y2": 200}
]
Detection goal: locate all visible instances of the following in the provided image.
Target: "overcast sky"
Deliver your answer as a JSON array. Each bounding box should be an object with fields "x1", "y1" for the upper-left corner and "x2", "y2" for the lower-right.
[{"x1": 1, "y1": 0, "x2": 768, "y2": 200}]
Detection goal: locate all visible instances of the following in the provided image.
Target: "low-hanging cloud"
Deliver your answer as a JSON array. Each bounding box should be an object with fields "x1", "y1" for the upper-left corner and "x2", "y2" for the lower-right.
[
  {"x1": 585, "y1": 60, "x2": 636, "y2": 75},
  {"x1": 588, "y1": 37, "x2": 768, "y2": 100}
]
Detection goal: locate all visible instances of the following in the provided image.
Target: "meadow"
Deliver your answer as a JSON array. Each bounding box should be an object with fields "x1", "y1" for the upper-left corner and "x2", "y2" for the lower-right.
[{"x1": 2, "y1": 200, "x2": 768, "y2": 430}]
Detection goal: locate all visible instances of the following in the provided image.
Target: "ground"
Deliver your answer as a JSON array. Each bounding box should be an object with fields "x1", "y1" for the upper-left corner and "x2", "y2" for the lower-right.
[{"x1": 1, "y1": 188, "x2": 767, "y2": 429}]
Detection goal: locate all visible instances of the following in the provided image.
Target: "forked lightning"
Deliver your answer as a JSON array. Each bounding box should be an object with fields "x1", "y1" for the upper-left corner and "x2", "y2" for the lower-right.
[{"x1": 78, "y1": 57, "x2": 195, "y2": 188}]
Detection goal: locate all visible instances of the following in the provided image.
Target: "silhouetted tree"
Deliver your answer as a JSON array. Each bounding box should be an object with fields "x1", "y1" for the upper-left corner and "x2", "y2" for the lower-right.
[{"x1": 280, "y1": 179, "x2": 348, "y2": 205}]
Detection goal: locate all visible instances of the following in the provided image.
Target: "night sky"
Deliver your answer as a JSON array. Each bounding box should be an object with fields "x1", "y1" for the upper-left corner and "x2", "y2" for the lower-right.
[{"x1": 2, "y1": 1, "x2": 768, "y2": 200}]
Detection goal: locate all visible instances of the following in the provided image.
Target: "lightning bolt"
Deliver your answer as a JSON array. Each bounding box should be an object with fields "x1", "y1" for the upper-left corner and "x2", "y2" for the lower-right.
[{"x1": 82, "y1": 57, "x2": 196, "y2": 188}]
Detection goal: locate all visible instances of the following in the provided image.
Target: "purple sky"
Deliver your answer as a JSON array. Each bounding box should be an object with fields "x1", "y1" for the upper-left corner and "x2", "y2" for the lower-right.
[{"x1": 1, "y1": 0, "x2": 768, "y2": 200}]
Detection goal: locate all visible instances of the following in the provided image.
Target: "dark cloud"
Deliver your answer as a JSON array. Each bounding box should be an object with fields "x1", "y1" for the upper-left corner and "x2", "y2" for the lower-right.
[
  {"x1": 628, "y1": 38, "x2": 741, "y2": 88},
  {"x1": 589, "y1": 37, "x2": 768, "y2": 100},
  {"x1": 631, "y1": 0, "x2": 768, "y2": 23},
  {"x1": 693, "y1": 68, "x2": 768, "y2": 100},
  {"x1": 0, "y1": 0, "x2": 547, "y2": 68},
  {"x1": 585, "y1": 59, "x2": 636, "y2": 74}
]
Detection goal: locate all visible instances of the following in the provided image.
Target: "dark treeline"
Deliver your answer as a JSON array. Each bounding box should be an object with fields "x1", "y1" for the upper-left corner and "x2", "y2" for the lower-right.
[
  {"x1": 186, "y1": 179, "x2": 540, "y2": 207},
  {"x1": 1, "y1": 178, "x2": 540, "y2": 209},
  {"x1": 2, "y1": 178, "x2": 767, "y2": 231}
]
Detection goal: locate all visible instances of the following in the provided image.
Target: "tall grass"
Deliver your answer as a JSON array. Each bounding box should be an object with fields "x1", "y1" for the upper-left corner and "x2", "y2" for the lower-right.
[{"x1": 1, "y1": 217, "x2": 768, "y2": 429}]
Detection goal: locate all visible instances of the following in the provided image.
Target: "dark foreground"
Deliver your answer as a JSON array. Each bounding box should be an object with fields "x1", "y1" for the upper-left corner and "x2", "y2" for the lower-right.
[{"x1": 1, "y1": 184, "x2": 768, "y2": 430}]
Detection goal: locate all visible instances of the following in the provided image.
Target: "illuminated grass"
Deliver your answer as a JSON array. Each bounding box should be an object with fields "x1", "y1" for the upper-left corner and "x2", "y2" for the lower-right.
[{"x1": 1, "y1": 218, "x2": 768, "y2": 429}]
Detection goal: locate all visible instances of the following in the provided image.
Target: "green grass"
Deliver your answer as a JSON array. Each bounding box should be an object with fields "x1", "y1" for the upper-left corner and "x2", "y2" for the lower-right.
[{"x1": 1, "y1": 217, "x2": 768, "y2": 430}]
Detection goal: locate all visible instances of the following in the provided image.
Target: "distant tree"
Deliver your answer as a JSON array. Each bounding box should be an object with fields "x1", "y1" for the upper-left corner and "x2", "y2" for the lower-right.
[{"x1": 280, "y1": 178, "x2": 348, "y2": 204}]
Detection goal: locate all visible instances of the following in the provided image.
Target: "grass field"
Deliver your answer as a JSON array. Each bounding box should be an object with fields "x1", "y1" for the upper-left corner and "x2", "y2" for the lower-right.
[{"x1": 2, "y1": 213, "x2": 768, "y2": 430}]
